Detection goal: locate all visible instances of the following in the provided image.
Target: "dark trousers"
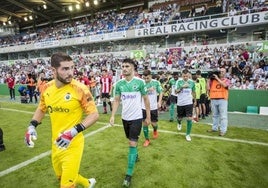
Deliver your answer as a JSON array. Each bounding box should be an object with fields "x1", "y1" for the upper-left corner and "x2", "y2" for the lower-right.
[
  {"x1": 9, "y1": 88, "x2": 15, "y2": 99},
  {"x1": 0, "y1": 128, "x2": 3, "y2": 145},
  {"x1": 27, "y1": 86, "x2": 36, "y2": 102},
  {"x1": 0, "y1": 128, "x2": 5, "y2": 151}
]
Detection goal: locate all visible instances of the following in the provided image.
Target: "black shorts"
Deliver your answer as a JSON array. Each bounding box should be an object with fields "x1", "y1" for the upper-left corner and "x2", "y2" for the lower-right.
[
  {"x1": 162, "y1": 96, "x2": 168, "y2": 101},
  {"x1": 199, "y1": 93, "x2": 206, "y2": 104},
  {"x1": 196, "y1": 99, "x2": 200, "y2": 107},
  {"x1": 177, "y1": 104, "x2": 193, "y2": 118},
  {"x1": 142, "y1": 109, "x2": 158, "y2": 122},
  {"x1": 101, "y1": 93, "x2": 110, "y2": 99},
  {"x1": 122, "y1": 118, "x2": 142, "y2": 142},
  {"x1": 170, "y1": 95, "x2": 177, "y2": 104}
]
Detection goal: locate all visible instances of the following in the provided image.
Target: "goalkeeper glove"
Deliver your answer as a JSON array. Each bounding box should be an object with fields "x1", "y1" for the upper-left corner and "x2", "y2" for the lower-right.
[
  {"x1": 25, "y1": 120, "x2": 39, "y2": 148},
  {"x1": 55, "y1": 123, "x2": 85, "y2": 149}
]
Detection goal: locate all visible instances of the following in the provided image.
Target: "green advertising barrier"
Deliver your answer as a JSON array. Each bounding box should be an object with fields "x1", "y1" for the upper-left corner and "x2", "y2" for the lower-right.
[
  {"x1": 227, "y1": 89, "x2": 268, "y2": 112},
  {"x1": 0, "y1": 84, "x2": 267, "y2": 112},
  {"x1": 0, "y1": 84, "x2": 24, "y2": 96}
]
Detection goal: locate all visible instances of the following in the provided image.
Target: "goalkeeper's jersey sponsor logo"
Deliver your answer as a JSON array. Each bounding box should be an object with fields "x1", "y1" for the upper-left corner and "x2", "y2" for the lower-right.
[
  {"x1": 47, "y1": 106, "x2": 70, "y2": 113},
  {"x1": 64, "y1": 93, "x2": 72, "y2": 101}
]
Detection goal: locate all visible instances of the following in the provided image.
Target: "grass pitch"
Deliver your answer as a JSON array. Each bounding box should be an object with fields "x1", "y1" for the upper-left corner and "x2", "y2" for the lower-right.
[{"x1": 0, "y1": 101, "x2": 268, "y2": 188}]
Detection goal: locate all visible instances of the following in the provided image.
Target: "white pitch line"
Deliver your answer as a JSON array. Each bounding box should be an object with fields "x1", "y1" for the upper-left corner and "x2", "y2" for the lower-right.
[
  {"x1": 1, "y1": 107, "x2": 268, "y2": 178},
  {"x1": 1, "y1": 107, "x2": 268, "y2": 147},
  {"x1": 98, "y1": 124, "x2": 268, "y2": 147},
  {"x1": 0, "y1": 107, "x2": 36, "y2": 114},
  {"x1": 157, "y1": 129, "x2": 268, "y2": 147},
  {"x1": 0, "y1": 123, "x2": 111, "y2": 178},
  {"x1": 0, "y1": 151, "x2": 51, "y2": 178}
]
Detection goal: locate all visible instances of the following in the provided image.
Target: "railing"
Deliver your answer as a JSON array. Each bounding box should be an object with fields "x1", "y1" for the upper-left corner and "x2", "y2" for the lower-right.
[{"x1": 1, "y1": 6, "x2": 266, "y2": 49}]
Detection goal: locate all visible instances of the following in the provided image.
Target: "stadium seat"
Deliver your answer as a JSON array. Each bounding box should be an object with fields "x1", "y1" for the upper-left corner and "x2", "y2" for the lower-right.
[
  {"x1": 259, "y1": 107, "x2": 268, "y2": 115},
  {"x1": 246, "y1": 106, "x2": 258, "y2": 114}
]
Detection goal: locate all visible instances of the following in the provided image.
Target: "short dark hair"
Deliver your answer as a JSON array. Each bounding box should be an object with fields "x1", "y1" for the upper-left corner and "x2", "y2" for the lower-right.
[
  {"x1": 123, "y1": 58, "x2": 137, "y2": 70},
  {"x1": 173, "y1": 72, "x2": 179, "y2": 76},
  {"x1": 102, "y1": 69, "x2": 108, "y2": 72},
  {"x1": 182, "y1": 69, "x2": 189, "y2": 74},
  {"x1": 123, "y1": 58, "x2": 135, "y2": 65},
  {"x1": 143, "y1": 69, "x2": 151, "y2": 76},
  {"x1": 196, "y1": 70, "x2": 201, "y2": 75},
  {"x1": 51, "y1": 52, "x2": 72, "y2": 68}
]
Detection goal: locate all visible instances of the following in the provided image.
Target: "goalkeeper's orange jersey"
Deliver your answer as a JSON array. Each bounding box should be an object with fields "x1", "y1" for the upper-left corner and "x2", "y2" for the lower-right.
[{"x1": 38, "y1": 79, "x2": 97, "y2": 142}]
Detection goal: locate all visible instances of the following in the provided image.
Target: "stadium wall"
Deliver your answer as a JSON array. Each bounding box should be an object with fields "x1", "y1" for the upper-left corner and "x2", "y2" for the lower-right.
[{"x1": 0, "y1": 84, "x2": 267, "y2": 113}]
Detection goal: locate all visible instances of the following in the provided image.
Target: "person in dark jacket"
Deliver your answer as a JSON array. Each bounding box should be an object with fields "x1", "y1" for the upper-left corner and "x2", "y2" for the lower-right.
[{"x1": 0, "y1": 128, "x2": 5, "y2": 152}]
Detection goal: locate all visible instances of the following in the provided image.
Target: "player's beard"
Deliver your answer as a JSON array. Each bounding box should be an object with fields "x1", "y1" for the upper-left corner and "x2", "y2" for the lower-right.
[{"x1": 56, "y1": 73, "x2": 72, "y2": 84}]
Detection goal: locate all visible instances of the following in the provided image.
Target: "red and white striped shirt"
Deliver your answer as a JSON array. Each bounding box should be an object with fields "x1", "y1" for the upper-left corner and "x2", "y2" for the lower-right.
[{"x1": 100, "y1": 76, "x2": 112, "y2": 93}]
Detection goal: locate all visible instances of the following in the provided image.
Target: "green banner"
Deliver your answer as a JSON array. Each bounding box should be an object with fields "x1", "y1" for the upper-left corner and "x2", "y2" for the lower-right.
[
  {"x1": 262, "y1": 41, "x2": 268, "y2": 52},
  {"x1": 8, "y1": 60, "x2": 15, "y2": 65},
  {"x1": 130, "y1": 50, "x2": 145, "y2": 60}
]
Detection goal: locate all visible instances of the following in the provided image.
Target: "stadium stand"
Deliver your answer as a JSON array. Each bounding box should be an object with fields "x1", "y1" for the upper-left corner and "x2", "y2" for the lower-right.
[{"x1": 0, "y1": 0, "x2": 267, "y2": 92}]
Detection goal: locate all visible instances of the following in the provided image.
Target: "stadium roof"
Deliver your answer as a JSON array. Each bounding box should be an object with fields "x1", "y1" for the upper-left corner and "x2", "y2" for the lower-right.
[{"x1": 0, "y1": 0, "x2": 144, "y2": 31}]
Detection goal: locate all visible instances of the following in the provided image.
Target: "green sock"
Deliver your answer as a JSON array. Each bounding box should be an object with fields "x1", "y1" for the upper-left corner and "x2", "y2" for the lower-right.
[
  {"x1": 153, "y1": 124, "x2": 158, "y2": 131},
  {"x1": 143, "y1": 126, "x2": 149, "y2": 139},
  {"x1": 186, "y1": 120, "x2": 192, "y2": 135},
  {"x1": 170, "y1": 103, "x2": 175, "y2": 119},
  {"x1": 177, "y1": 119, "x2": 182, "y2": 124},
  {"x1": 126, "y1": 146, "x2": 137, "y2": 176}
]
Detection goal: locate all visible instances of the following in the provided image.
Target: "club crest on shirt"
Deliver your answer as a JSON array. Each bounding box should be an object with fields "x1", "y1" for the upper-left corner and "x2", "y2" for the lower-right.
[
  {"x1": 64, "y1": 93, "x2": 72, "y2": 101},
  {"x1": 133, "y1": 84, "x2": 138, "y2": 91}
]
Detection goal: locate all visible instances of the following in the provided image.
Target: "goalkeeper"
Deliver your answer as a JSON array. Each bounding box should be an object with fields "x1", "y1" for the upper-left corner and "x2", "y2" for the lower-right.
[{"x1": 24, "y1": 52, "x2": 99, "y2": 188}]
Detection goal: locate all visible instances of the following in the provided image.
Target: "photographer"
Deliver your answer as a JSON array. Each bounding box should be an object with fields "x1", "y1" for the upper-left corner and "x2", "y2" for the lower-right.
[{"x1": 207, "y1": 68, "x2": 230, "y2": 136}]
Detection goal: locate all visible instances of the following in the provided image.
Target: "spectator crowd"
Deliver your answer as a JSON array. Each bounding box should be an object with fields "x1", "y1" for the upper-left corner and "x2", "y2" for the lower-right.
[
  {"x1": 1, "y1": 43, "x2": 268, "y2": 91},
  {"x1": 0, "y1": 0, "x2": 267, "y2": 47},
  {"x1": 0, "y1": 0, "x2": 268, "y2": 101}
]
